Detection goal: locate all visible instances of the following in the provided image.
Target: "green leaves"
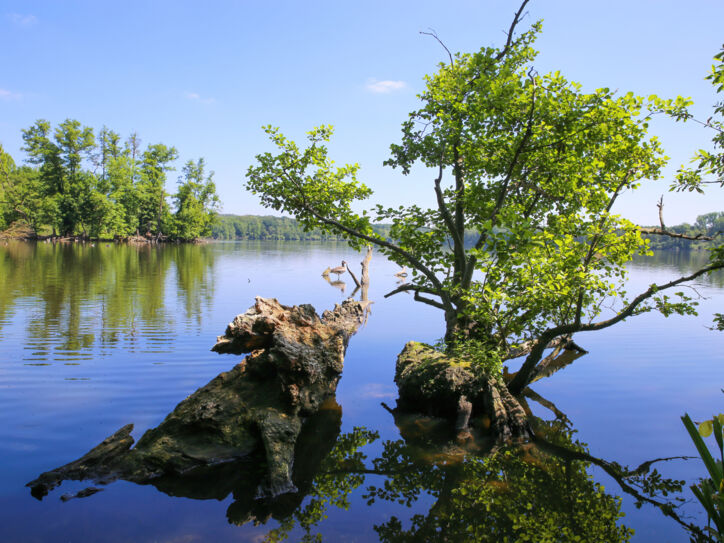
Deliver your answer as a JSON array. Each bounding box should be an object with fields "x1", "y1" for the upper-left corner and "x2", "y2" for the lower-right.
[
  {"x1": 246, "y1": 125, "x2": 377, "y2": 250},
  {"x1": 682, "y1": 412, "x2": 724, "y2": 540},
  {"x1": 246, "y1": 20, "x2": 724, "y2": 372}
]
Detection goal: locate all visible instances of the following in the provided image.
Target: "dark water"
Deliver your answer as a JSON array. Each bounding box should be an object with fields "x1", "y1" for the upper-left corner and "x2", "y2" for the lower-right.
[{"x1": 0, "y1": 241, "x2": 722, "y2": 542}]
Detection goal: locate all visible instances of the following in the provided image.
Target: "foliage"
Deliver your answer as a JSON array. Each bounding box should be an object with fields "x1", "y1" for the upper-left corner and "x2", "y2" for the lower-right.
[
  {"x1": 682, "y1": 412, "x2": 724, "y2": 542},
  {"x1": 210, "y1": 214, "x2": 393, "y2": 241},
  {"x1": 171, "y1": 158, "x2": 220, "y2": 241},
  {"x1": 672, "y1": 47, "x2": 724, "y2": 193},
  {"x1": 246, "y1": 12, "x2": 723, "y2": 394},
  {"x1": 1, "y1": 119, "x2": 217, "y2": 240}
]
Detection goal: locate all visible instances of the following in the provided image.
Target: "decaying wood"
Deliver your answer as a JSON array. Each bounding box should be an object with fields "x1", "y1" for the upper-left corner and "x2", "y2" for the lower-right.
[
  {"x1": 28, "y1": 297, "x2": 366, "y2": 501},
  {"x1": 393, "y1": 342, "x2": 532, "y2": 443}
]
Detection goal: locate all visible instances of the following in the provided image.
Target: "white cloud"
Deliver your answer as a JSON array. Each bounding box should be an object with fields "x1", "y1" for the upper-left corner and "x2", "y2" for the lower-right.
[
  {"x1": 357, "y1": 383, "x2": 396, "y2": 399},
  {"x1": 0, "y1": 88, "x2": 21, "y2": 100},
  {"x1": 366, "y1": 79, "x2": 406, "y2": 94},
  {"x1": 184, "y1": 91, "x2": 214, "y2": 104},
  {"x1": 8, "y1": 13, "x2": 37, "y2": 26}
]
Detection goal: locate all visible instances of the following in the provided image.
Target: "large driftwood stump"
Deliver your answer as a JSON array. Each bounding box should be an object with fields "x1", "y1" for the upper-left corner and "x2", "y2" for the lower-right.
[{"x1": 28, "y1": 297, "x2": 365, "y2": 500}]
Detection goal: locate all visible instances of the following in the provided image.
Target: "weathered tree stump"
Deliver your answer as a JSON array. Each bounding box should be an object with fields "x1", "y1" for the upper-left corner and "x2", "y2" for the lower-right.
[
  {"x1": 393, "y1": 341, "x2": 532, "y2": 443},
  {"x1": 28, "y1": 297, "x2": 366, "y2": 500}
]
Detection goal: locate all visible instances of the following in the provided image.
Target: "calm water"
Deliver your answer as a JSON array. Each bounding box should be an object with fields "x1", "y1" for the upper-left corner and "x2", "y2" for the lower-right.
[{"x1": 0, "y1": 241, "x2": 722, "y2": 542}]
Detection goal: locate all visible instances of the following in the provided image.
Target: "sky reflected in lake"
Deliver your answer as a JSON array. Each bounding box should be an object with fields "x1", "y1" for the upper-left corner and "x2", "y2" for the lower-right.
[{"x1": 0, "y1": 241, "x2": 722, "y2": 542}]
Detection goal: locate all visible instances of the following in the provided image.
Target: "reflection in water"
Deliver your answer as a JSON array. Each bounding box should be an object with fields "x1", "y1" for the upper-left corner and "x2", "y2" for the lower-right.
[
  {"x1": 0, "y1": 241, "x2": 217, "y2": 360},
  {"x1": 5, "y1": 243, "x2": 718, "y2": 541},
  {"x1": 152, "y1": 398, "x2": 348, "y2": 528},
  {"x1": 633, "y1": 250, "x2": 724, "y2": 288},
  {"x1": 30, "y1": 377, "x2": 698, "y2": 542},
  {"x1": 259, "y1": 386, "x2": 699, "y2": 542},
  {"x1": 322, "y1": 273, "x2": 347, "y2": 295}
]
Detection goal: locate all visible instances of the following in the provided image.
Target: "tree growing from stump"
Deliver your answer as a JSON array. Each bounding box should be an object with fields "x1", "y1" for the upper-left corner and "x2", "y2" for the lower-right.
[{"x1": 245, "y1": 1, "x2": 724, "y2": 397}]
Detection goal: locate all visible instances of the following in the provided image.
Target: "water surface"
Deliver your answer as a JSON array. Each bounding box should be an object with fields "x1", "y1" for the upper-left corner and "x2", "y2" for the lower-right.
[{"x1": 0, "y1": 241, "x2": 722, "y2": 542}]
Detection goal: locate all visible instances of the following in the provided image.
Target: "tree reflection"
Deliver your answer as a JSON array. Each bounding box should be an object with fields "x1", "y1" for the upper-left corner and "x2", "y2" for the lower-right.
[
  {"x1": 259, "y1": 399, "x2": 699, "y2": 542},
  {"x1": 0, "y1": 241, "x2": 216, "y2": 357}
]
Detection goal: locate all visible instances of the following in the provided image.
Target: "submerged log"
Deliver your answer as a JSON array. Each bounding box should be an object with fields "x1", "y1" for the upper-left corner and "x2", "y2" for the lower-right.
[
  {"x1": 393, "y1": 341, "x2": 532, "y2": 443},
  {"x1": 28, "y1": 297, "x2": 365, "y2": 500}
]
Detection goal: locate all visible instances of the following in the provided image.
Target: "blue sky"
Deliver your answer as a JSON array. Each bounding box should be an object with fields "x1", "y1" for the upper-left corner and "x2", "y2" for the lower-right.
[{"x1": 1, "y1": 0, "x2": 723, "y2": 225}]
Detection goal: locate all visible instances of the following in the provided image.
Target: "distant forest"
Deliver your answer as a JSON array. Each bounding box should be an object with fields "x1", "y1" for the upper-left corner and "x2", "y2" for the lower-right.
[
  {"x1": 0, "y1": 119, "x2": 219, "y2": 241},
  {"x1": 210, "y1": 214, "x2": 392, "y2": 241},
  {"x1": 212, "y1": 212, "x2": 724, "y2": 250}
]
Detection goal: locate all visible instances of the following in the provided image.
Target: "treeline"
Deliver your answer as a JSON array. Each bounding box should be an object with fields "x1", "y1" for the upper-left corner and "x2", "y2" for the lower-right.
[
  {"x1": 0, "y1": 119, "x2": 219, "y2": 241},
  {"x1": 644, "y1": 211, "x2": 724, "y2": 250},
  {"x1": 211, "y1": 214, "x2": 392, "y2": 241}
]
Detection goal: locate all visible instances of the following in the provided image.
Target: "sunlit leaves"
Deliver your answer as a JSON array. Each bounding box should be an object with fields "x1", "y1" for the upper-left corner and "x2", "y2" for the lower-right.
[{"x1": 246, "y1": 126, "x2": 375, "y2": 251}]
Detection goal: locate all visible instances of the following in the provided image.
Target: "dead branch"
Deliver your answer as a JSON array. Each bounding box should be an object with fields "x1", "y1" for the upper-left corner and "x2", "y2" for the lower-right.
[
  {"x1": 638, "y1": 227, "x2": 720, "y2": 241},
  {"x1": 420, "y1": 29, "x2": 454, "y2": 66},
  {"x1": 345, "y1": 262, "x2": 361, "y2": 288},
  {"x1": 657, "y1": 195, "x2": 665, "y2": 229}
]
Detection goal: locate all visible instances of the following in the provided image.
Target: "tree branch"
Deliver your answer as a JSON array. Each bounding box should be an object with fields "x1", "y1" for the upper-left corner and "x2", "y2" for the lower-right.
[
  {"x1": 638, "y1": 226, "x2": 719, "y2": 241},
  {"x1": 474, "y1": 69, "x2": 537, "y2": 253},
  {"x1": 384, "y1": 282, "x2": 442, "y2": 299},
  {"x1": 420, "y1": 29, "x2": 454, "y2": 66},
  {"x1": 414, "y1": 291, "x2": 446, "y2": 310},
  {"x1": 432, "y1": 160, "x2": 466, "y2": 280},
  {"x1": 495, "y1": 0, "x2": 531, "y2": 61},
  {"x1": 534, "y1": 437, "x2": 702, "y2": 534},
  {"x1": 276, "y1": 165, "x2": 454, "y2": 313},
  {"x1": 509, "y1": 262, "x2": 723, "y2": 394}
]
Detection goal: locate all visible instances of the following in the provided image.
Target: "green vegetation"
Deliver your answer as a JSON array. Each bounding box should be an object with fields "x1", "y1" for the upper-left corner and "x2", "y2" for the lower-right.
[
  {"x1": 682, "y1": 412, "x2": 724, "y2": 542},
  {"x1": 0, "y1": 120, "x2": 219, "y2": 241},
  {"x1": 210, "y1": 214, "x2": 391, "y2": 241},
  {"x1": 246, "y1": 4, "x2": 724, "y2": 397}
]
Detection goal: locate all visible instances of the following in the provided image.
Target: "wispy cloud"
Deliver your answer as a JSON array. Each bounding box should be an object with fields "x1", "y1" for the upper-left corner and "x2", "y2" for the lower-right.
[
  {"x1": 0, "y1": 88, "x2": 22, "y2": 100},
  {"x1": 184, "y1": 91, "x2": 214, "y2": 104},
  {"x1": 7, "y1": 13, "x2": 37, "y2": 27},
  {"x1": 366, "y1": 79, "x2": 406, "y2": 94},
  {"x1": 357, "y1": 383, "x2": 396, "y2": 399}
]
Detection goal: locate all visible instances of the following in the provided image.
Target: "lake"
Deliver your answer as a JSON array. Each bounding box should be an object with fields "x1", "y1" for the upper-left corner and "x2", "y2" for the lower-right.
[{"x1": 0, "y1": 240, "x2": 722, "y2": 542}]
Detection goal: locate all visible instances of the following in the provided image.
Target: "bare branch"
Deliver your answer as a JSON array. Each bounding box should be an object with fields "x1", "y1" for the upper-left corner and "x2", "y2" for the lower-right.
[
  {"x1": 384, "y1": 283, "x2": 441, "y2": 299},
  {"x1": 414, "y1": 291, "x2": 446, "y2": 310},
  {"x1": 657, "y1": 195, "x2": 665, "y2": 229},
  {"x1": 509, "y1": 262, "x2": 723, "y2": 394},
  {"x1": 432, "y1": 158, "x2": 466, "y2": 276},
  {"x1": 420, "y1": 29, "x2": 454, "y2": 66},
  {"x1": 638, "y1": 226, "x2": 720, "y2": 241},
  {"x1": 345, "y1": 262, "x2": 361, "y2": 288},
  {"x1": 496, "y1": 0, "x2": 531, "y2": 61}
]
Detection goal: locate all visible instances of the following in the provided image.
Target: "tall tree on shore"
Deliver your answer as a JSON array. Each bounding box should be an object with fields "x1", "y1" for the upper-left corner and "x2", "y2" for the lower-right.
[
  {"x1": 172, "y1": 158, "x2": 220, "y2": 240},
  {"x1": 21, "y1": 119, "x2": 96, "y2": 236},
  {"x1": 137, "y1": 143, "x2": 178, "y2": 237}
]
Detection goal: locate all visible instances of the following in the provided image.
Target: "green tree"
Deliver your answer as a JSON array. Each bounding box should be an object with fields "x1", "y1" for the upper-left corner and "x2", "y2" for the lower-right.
[
  {"x1": 172, "y1": 158, "x2": 220, "y2": 241},
  {"x1": 245, "y1": 4, "x2": 724, "y2": 398},
  {"x1": 136, "y1": 143, "x2": 178, "y2": 237},
  {"x1": 0, "y1": 145, "x2": 45, "y2": 230},
  {"x1": 21, "y1": 119, "x2": 96, "y2": 236}
]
